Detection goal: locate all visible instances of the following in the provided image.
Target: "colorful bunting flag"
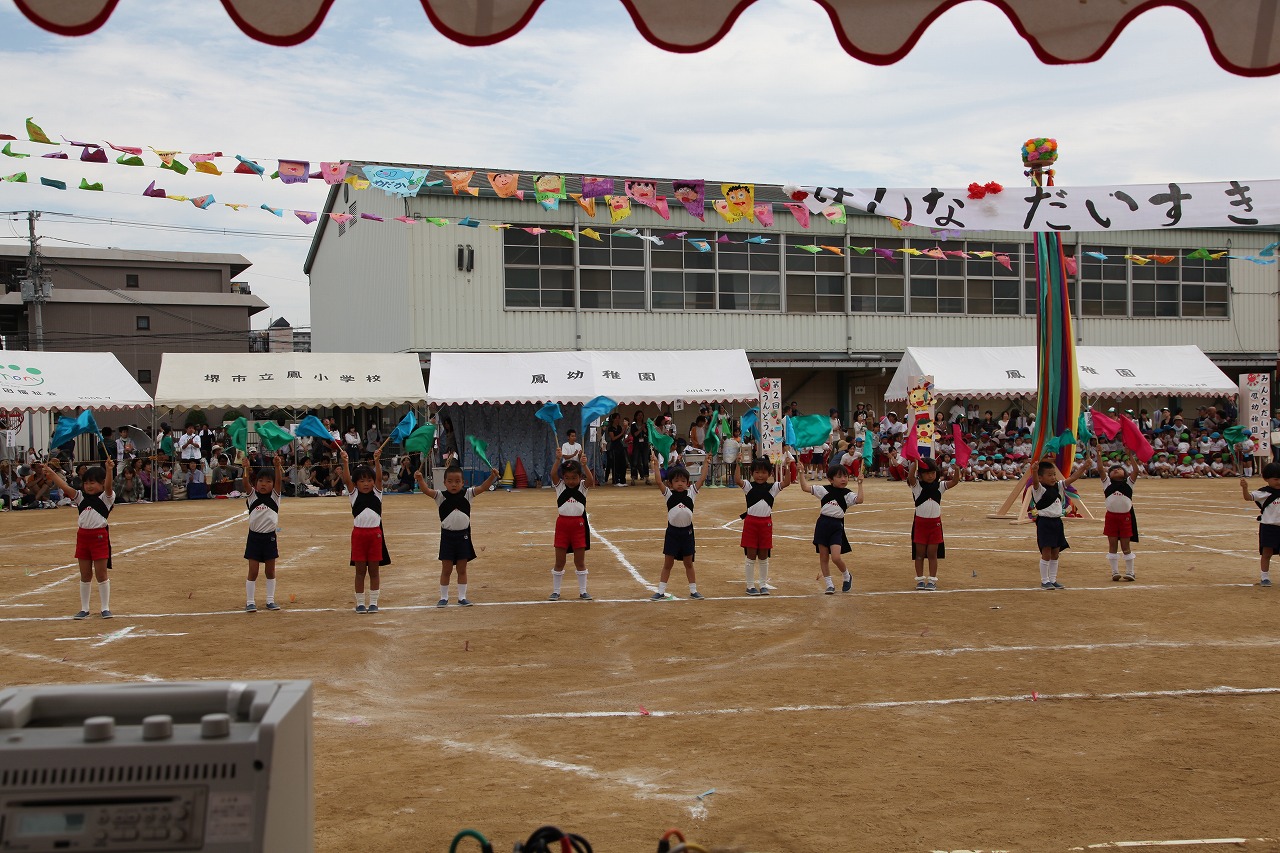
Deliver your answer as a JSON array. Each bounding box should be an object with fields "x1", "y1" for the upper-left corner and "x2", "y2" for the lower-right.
[
  {"x1": 487, "y1": 172, "x2": 521, "y2": 198},
  {"x1": 143, "y1": 180, "x2": 166, "y2": 198},
  {"x1": 39, "y1": 177, "x2": 65, "y2": 190},
  {"x1": 394, "y1": 216, "x2": 416, "y2": 224},
  {"x1": 458, "y1": 217, "x2": 480, "y2": 227},
  {"x1": 2, "y1": 142, "x2": 28, "y2": 158},
  {"x1": 150, "y1": 148, "x2": 180, "y2": 166},
  {"x1": 261, "y1": 204, "x2": 283, "y2": 217},
  {"x1": 160, "y1": 158, "x2": 189, "y2": 175},
  {"x1": 235, "y1": 155, "x2": 265, "y2": 176},
  {"x1": 689, "y1": 238, "x2": 711, "y2": 253},
  {"x1": 278, "y1": 159, "x2": 309, "y2": 184},
  {"x1": 115, "y1": 154, "x2": 143, "y2": 166},
  {"x1": 625, "y1": 179, "x2": 660, "y2": 209},
  {"x1": 672, "y1": 179, "x2": 705, "y2": 220},
  {"x1": 652, "y1": 197, "x2": 671, "y2": 220},
  {"x1": 188, "y1": 151, "x2": 221, "y2": 162},
  {"x1": 722, "y1": 183, "x2": 755, "y2": 222},
  {"x1": 754, "y1": 203, "x2": 774, "y2": 227},
  {"x1": 534, "y1": 174, "x2": 566, "y2": 203},
  {"x1": 108, "y1": 142, "x2": 142, "y2": 156},
  {"x1": 581, "y1": 176, "x2": 613, "y2": 199},
  {"x1": 822, "y1": 203, "x2": 846, "y2": 224},
  {"x1": 295, "y1": 210, "x2": 317, "y2": 224},
  {"x1": 78, "y1": 178, "x2": 103, "y2": 191},
  {"x1": 796, "y1": 244, "x2": 821, "y2": 254},
  {"x1": 360, "y1": 213, "x2": 384, "y2": 222},
  {"x1": 193, "y1": 160, "x2": 222, "y2": 176},
  {"x1": 1186, "y1": 248, "x2": 1211, "y2": 260},
  {"x1": 605, "y1": 195, "x2": 631, "y2": 223},
  {"x1": 784, "y1": 202, "x2": 810, "y2": 229},
  {"x1": 445, "y1": 170, "x2": 479, "y2": 196},
  {"x1": 25, "y1": 117, "x2": 52, "y2": 144},
  {"x1": 41, "y1": 151, "x2": 67, "y2": 159},
  {"x1": 80, "y1": 147, "x2": 107, "y2": 163},
  {"x1": 713, "y1": 199, "x2": 742, "y2": 223},
  {"x1": 570, "y1": 192, "x2": 596, "y2": 217},
  {"x1": 424, "y1": 217, "x2": 448, "y2": 227},
  {"x1": 580, "y1": 227, "x2": 603, "y2": 241},
  {"x1": 821, "y1": 245, "x2": 844, "y2": 256},
  {"x1": 1, "y1": 172, "x2": 27, "y2": 182},
  {"x1": 549, "y1": 228, "x2": 576, "y2": 241}
]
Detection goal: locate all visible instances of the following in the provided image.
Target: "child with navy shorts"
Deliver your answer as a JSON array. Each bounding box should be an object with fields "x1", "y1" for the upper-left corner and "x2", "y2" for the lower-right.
[
  {"x1": 907, "y1": 457, "x2": 961, "y2": 590},
  {"x1": 40, "y1": 459, "x2": 114, "y2": 619},
  {"x1": 1241, "y1": 461, "x2": 1280, "y2": 587},
  {"x1": 650, "y1": 448, "x2": 710, "y2": 600},
  {"x1": 415, "y1": 462, "x2": 499, "y2": 607},
  {"x1": 1030, "y1": 458, "x2": 1089, "y2": 590},
  {"x1": 241, "y1": 452, "x2": 285, "y2": 612},
  {"x1": 339, "y1": 448, "x2": 389, "y2": 612},
  {"x1": 797, "y1": 463, "x2": 864, "y2": 594},
  {"x1": 732, "y1": 457, "x2": 789, "y2": 595},
  {"x1": 550, "y1": 447, "x2": 595, "y2": 601}
]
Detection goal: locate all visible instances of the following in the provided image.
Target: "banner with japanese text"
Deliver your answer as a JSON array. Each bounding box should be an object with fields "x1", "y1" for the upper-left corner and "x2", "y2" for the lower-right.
[
  {"x1": 758, "y1": 377, "x2": 784, "y2": 464},
  {"x1": 1240, "y1": 373, "x2": 1272, "y2": 458}
]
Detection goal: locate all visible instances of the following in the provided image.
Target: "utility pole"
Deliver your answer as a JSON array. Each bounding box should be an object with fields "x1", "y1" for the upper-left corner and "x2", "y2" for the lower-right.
[{"x1": 19, "y1": 210, "x2": 50, "y2": 350}]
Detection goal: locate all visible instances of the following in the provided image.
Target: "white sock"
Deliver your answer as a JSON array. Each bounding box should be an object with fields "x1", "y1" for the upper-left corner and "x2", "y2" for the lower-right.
[
  {"x1": 689, "y1": 583, "x2": 698, "y2": 594},
  {"x1": 458, "y1": 583, "x2": 467, "y2": 600},
  {"x1": 552, "y1": 570, "x2": 564, "y2": 594},
  {"x1": 369, "y1": 589, "x2": 380, "y2": 606},
  {"x1": 1263, "y1": 570, "x2": 1271, "y2": 580},
  {"x1": 1049, "y1": 559, "x2": 1059, "y2": 583},
  {"x1": 1107, "y1": 553, "x2": 1120, "y2": 575},
  {"x1": 842, "y1": 570, "x2": 852, "y2": 582},
  {"x1": 80, "y1": 581, "x2": 91, "y2": 611},
  {"x1": 825, "y1": 576, "x2": 835, "y2": 589},
  {"x1": 744, "y1": 557, "x2": 756, "y2": 587},
  {"x1": 1039, "y1": 559, "x2": 1050, "y2": 583},
  {"x1": 576, "y1": 570, "x2": 588, "y2": 594},
  {"x1": 355, "y1": 591, "x2": 366, "y2": 607},
  {"x1": 657, "y1": 581, "x2": 668, "y2": 594},
  {"x1": 266, "y1": 578, "x2": 276, "y2": 604},
  {"x1": 246, "y1": 580, "x2": 256, "y2": 605},
  {"x1": 1123, "y1": 553, "x2": 1135, "y2": 576},
  {"x1": 98, "y1": 580, "x2": 110, "y2": 612},
  {"x1": 758, "y1": 559, "x2": 769, "y2": 588},
  {"x1": 439, "y1": 585, "x2": 449, "y2": 601}
]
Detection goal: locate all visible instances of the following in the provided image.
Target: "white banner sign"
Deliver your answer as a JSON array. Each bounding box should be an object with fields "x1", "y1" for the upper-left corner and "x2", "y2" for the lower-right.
[
  {"x1": 757, "y1": 377, "x2": 784, "y2": 464},
  {"x1": 787, "y1": 180, "x2": 1280, "y2": 232},
  {"x1": 1240, "y1": 373, "x2": 1272, "y2": 457}
]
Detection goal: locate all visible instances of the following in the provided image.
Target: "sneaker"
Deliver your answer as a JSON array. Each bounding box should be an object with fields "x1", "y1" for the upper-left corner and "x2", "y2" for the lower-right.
[
  {"x1": 73, "y1": 610, "x2": 90, "y2": 620},
  {"x1": 650, "y1": 592, "x2": 671, "y2": 601},
  {"x1": 758, "y1": 586, "x2": 770, "y2": 596},
  {"x1": 824, "y1": 586, "x2": 835, "y2": 595},
  {"x1": 841, "y1": 576, "x2": 852, "y2": 593},
  {"x1": 458, "y1": 599, "x2": 473, "y2": 606},
  {"x1": 915, "y1": 579, "x2": 927, "y2": 591},
  {"x1": 745, "y1": 587, "x2": 759, "y2": 596},
  {"x1": 437, "y1": 599, "x2": 449, "y2": 608},
  {"x1": 579, "y1": 592, "x2": 593, "y2": 601},
  {"x1": 1041, "y1": 582, "x2": 1055, "y2": 590},
  {"x1": 1121, "y1": 574, "x2": 1135, "y2": 582},
  {"x1": 100, "y1": 610, "x2": 113, "y2": 619},
  {"x1": 245, "y1": 603, "x2": 257, "y2": 613},
  {"x1": 689, "y1": 591, "x2": 705, "y2": 600},
  {"x1": 367, "y1": 604, "x2": 379, "y2": 613},
  {"x1": 1111, "y1": 574, "x2": 1122, "y2": 582},
  {"x1": 925, "y1": 579, "x2": 937, "y2": 591},
  {"x1": 1051, "y1": 581, "x2": 1066, "y2": 589},
  {"x1": 355, "y1": 604, "x2": 367, "y2": 613},
  {"x1": 549, "y1": 592, "x2": 561, "y2": 601},
  {"x1": 1260, "y1": 578, "x2": 1273, "y2": 587},
  {"x1": 265, "y1": 602, "x2": 281, "y2": 611}
]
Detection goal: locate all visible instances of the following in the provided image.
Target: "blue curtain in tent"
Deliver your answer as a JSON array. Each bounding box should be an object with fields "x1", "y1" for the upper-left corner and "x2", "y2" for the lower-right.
[{"x1": 434, "y1": 403, "x2": 593, "y2": 486}]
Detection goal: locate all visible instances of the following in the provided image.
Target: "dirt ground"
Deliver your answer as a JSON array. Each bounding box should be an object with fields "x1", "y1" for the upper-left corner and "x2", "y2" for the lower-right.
[{"x1": 1, "y1": 476, "x2": 1278, "y2": 853}]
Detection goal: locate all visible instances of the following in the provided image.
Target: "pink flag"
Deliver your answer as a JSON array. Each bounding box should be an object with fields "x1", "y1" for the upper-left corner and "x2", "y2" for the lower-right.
[
  {"x1": 108, "y1": 142, "x2": 142, "y2": 155},
  {"x1": 652, "y1": 196, "x2": 671, "y2": 220},
  {"x1": 754, "y1": 203, "x2": 774, "y2": 227},
  {"x1": 329, "y1": 213, "x2": 354, "y2": 224},
  {"x1": 785, "y1": 202, "x2": 811, "y2": 229},
  {"x1": 188, "y1": 152, "x2": 222, "y2": 162},
  {"x1": 1089, "y1": 409, "x2": 1121, "y2": 440},
  {"x1": 1119, "y1": 416, "x2": 1154, "y2": 462},
  {"x1": 278, "y1": 159, "x2": 309, "y2": 184},
  {"x1": 995, "y1": 254, "x2": 1012, "y2": 270},
  {"x1": 903, "y1": 417, "x2": 921, "y2": 461},
  {"x1": 952, "y1": 425, "x2": 972, "y2": 467}
]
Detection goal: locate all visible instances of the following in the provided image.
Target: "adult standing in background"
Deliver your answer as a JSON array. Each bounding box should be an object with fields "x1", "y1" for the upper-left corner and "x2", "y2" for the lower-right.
[
  {"x1": 365, "y1": 421, "x2": 381, "y2": 458},
  {"x1": 606, "y1": 412, "x2": 628, "y2": 486},
  {"x1": 629, "y1": 410, "x2": 650, "y2": 485}
]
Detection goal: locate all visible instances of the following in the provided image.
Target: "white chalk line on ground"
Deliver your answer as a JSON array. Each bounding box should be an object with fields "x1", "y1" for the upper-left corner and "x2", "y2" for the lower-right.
[
  {"x1": 0, "y1": 581, "x2": 1259, "y2": 624},
  {"x1": 591, "y1": 526, "x2": 662, "y2": 594},
  {"x1": 0, "y1": 646, "x2": 164, "y2": 682},
  {"x1": 1074, "y1": 838, "x2": 1278, "y2": 849},
  {"x1": 1142, "y1": 534, "x2": 1255, "y2": 561},
  {"x1": 505, "y1": 685, "x2": 1280, "y2": 719}
]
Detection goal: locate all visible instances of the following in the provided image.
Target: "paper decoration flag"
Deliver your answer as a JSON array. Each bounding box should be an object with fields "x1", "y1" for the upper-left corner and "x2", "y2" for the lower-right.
[
  {"x1": 1259, "y1": 241, "x2": 1279, "y2": 257},
  {"x1": 187, "y1": 152, "x2": 221, "y2": 162},
  {"x1": 226, "y1": 417, "x2": 249, "y2": 453},
  {"x1": 785, "y1": 202, "x2": 811, "y2": 229},
  {"x1": 361, "y1": 166, "x2": 428, "y2": 197},
  {"x1": 534, "y1": 174, "x2": 566, "y2": 202},
  {"x1": 713, "y1": 199, "x2": 742, "y2": 223},
  {"x1": 424, "y1": 217, "x2": 449, "y2": 227},
  {"x1": 193, "y1": 161, "x2": 222, "y2": 176},
  {"x1": 330, "y1": 213, "x2": 354, "y2": 224},
  {"x1": 754, "y1": 203, "x2": 774, "y2": 227},
  {"x1": 581, "y1": 395, "x2": 617, "y2": 435},
  {"x1": 277, "y1": 160, "x2": 309, "y2": 184},
  {"x1": 42, "y1": 151, "x2": 67, "y2": 159},
  {"x1": 606, "y1": 195, "x2": 632, "y2": 223},
  {"x1": 445, "y1": 170, "x2": 479, "y2": 196},
  {"x1": 1126, "y1": 254, "x2": 1150, "y2": 265},
  {"x1": 160, "y1": 158, "x2": 189, "y2": 175},
  {"x1": 672, "y1": 180, "x2": 705, "y2": 220},
  {"x1": 715, "y1": 234, "x2": 730, "y2": 243},
  {"x1": 318, "y1": 162, "x2": 349, "y2": 185},
  {"x1": 143, "y1": 180, "x2": 166, "y2": 198},
  {"x1": 647, "y1": 419, "x2": 674, "y2": 465},
  {"x1": 49, "y1": 409, "x2": 100, "y2": 450},
  {"x1": 652, "y1": 196, "x2": 671, "y2": 220},
  {"x1": 1089, "y1": 409, "x2": 1122, "y2": 440},
  {"x1": 722, "y1": 183, "x2": 756, "y2": 222},
  {"x1": 522, "y1": 227, "x2": 546, "y2": 235},
  {"x1": 224, "y1": 203, "x2": 247, "y2": 211},
  {"x1": 25, "y1": 118, "x2": 52, "y2": 144},
  {"x1": 616, "y1": 228, "x2": 640, "y2": 239},
  {"x1": 167, "y1": 195, "x2": 190, "y2": 202},
  {"x1": 80, "y1": 147, "x2": 107, "y2": 163},
  {"x1": 1064, "y1": 257, "x2": 1078, "y2": 275},
  {"x1": 260, "y1": 204, "x2": 284, "y2": 217},
  {"x1": 108, "y1": 142, "x2": 142, "y2": 156},
  {"x1": 190, "y1": 195, "x2": 214, "y2": 209},
  {"x1": 466, "y1": 435, "x2": 493, "y2": 469},
  {"x1": 404, "y1": 423, "x2": 438, "y2": 455},
  {"x1": 581, "y1": 176, "x2": 613, "y2": 199},
  {"x1": 1085, "y1": 251, "x2": 1108, "y2": 260},
  {"x1": 1, "y1": 142, "x2": 28, "y2": 158},
  {"x1": 296, "y1": 415, "x2": 336, "y2": 443},
  {"x1": 689, "y1": 238, "x2": 711, "y2": 252},
  {"x1": 116, "y1": 154, "x2": 144, "y2": 166},
  {"x1": 821, "y1": 245, "x2": 844, "y2": 256},
  {"x1": 951, "y1": 425, "x2": 971, "y2": 467},
  {"x1": 389, "y1": 411, "x2": 418, "y2": 445},
  {"x1": 235, "y1": 155, "x2": 265, "y2": 176},
  {"x1": 78, "y1": 179, "x2": 103, "y2": 191},
  {"x1": 788, "y1": 413, "x2": 833, "y2": 450},
  {"x1": 1187, "y1": 248, "x2": 1212, "y2": 260},
  {"x1": 902, "y1": 417, "x2": 920, "y2": 460},
  {"x1": 570, "y1": 193, "x2": 597, "y2": 217},
  {"x1": 295, "y1": 210, "x2": 318, "y2": 224},
  {"x1": 625, "y1": 179, "x2": 661, "y2": 209},
  {"x1": 360, "y1": 213, "x2": 385, "y2": 222},
  {"x1": 744, "y1": 235, "x2": 771, "y2": 244},
  {"x1": 580, "y1": 227, "x2": 602, "y2": 241},
  {"x1": 40, "y1": 177, "x2": 65, "y2": 190},
  {"x1": 922, "y1": 248, "x2": 946, "y2": 260},
  {"x1": 487, "y1": 172, "x2": 521, "y2": 198},
  {"x1": 995, "y1": 254, "x2": 1013, "y2": 270},
  {"x1": 1151, "y1": 254, "x2": 1175, "y2": 264},
  {"x1": 151, "y1": 149, "x2": 179, "y2": 165},
  {"x1": 797, "y1": 244, "x2": 821, "y2": 254},
  {"x1": 458, "y1": 217, "x2": 480, "y2": 227},
  {"x1": 741, "y1": 408, "x2": 760, "y2": 441},
  {"x1": 822, "y1": 203, "x2": 846, "y2": 224},
  {"x1": 2, "y1": 172, "x2": 26, "y2": 182},
  {"x1": 254, "y1": 421, "x2": 296, "y2": 453},
  {"x1": 394, "y1": 216, "x2": 416, "y2": 224},
  {"x1": 539, "y1": 197, "x2": 560, "y2": 211},
  {"x1": 549, "y1": 229, "x2": 576, "y2": 241},
  {"x1": 535, "y1": 402, "x2": 562, "y2": 428}
]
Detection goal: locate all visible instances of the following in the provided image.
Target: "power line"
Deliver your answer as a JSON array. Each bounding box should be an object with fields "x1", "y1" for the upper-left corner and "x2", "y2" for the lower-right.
[{"x1": 0, "y1": 210, "x2": 310, "y2": 241}]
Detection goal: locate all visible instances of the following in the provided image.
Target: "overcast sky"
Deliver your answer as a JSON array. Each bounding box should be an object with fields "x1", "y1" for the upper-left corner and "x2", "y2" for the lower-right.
[{"x1": 0, "y1": 0, "x2": 1276, "y2": 329}]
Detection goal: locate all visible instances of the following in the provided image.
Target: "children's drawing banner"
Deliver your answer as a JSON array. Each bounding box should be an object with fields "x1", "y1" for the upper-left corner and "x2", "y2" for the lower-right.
[
  {"x1": 758, "y1": 377, "x2": 784, "y2": 464},
  {"x1": 906, "y1": 374, "x2": 936, "y2": 457}
]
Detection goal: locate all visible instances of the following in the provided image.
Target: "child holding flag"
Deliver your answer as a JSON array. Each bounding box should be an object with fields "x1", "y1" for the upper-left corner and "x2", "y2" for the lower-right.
[
  {"x1": 415, "y1": 462, "x2": 499, "y2": 607},
  {"x1": 650, "y1": 446, "x2": 711, "y2": 600},
  {"x1": 338, "y1": 447, "x2": 389, "y2": 612},
  {"x1": 550, "y1": 446, "x2": 595, "y2": 600},
  {"x1": 797, "y1": 463, "x2": 864, "y2": 594},
  {"x1": 906, "y1": 457, "x2": 961, "y2": 590},
  {"x1": 240, "y1": 452, "x2": 285, "y2": 612},
  {"x1": 733, "y1": 457, "x2": 789, "y2": 595},
  {"x1": 40, "y1": 458, "x2": 115, "y2": 619}
]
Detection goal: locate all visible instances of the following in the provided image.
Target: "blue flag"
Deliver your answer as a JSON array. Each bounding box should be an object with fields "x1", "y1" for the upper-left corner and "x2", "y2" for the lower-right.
[
  {"x1": 535, "y1": 401, "x2": 562, "y2": 428},
  {"x1": 296, "y1": 415, "x2": 334, "y2": 442},
  {"x1": 740, "y1": 407, "x2": 760, "y2": 442},
  {"x1": 49, "y1": 410, "x2": 100, "y2": 450},
  {"x1": 389, "y1": 410, "x2": 417, "y2": 445},
  {"x1": 784, "y1": 415, "x2": 796, "y2": 447},
  {"x1": 581, "y1": 395, "x2": 616, "y2": 435}
]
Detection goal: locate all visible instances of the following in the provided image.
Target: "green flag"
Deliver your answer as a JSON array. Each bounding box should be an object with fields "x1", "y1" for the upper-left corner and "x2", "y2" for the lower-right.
[
  {"x1": 1223, "y1": 425, "x2": 1251, "y2": 446},
  {"x1": 254, "y1": 421, "x2": 296, "y2": 453},
  {"x1": 704, "y1": 411, "x2": 722, "y2": 458},
  {"x1": 789, "y1": 413, "x2": 833, "y2": 449},
  {"x1": 404, "y1": 423, "x2": 437, "y2": 454},
  {"x1": 647, "y1": 419, "x2": 673, "y2": 465},
  {"x1": 466, "y1": 434, "x2": 492, "y2": 468},
  {"x1": 116, "y1": 154, "x2": 145, "y2": 166},
  {"x1": 79, "y1": 178, "x2": 103, "y2": 192},
  {"x1": 2, "y1": 172, "x2": 27, "y2": 183},
  {"x1": 1186, "y1": 248, "x2": 1212, "y2": 260},
  {"x1": 2, "y1": 142, "x2": 29, "y2": 159},
  {"x1": 861, "y1": 429, "x2": 875, "y2": 464},
  {"x1": 226, "y1": 417, "x2": 248, "y2": 452},
  {"x1": 1076, "y1": 412, "x2": 1094, "y2": 443}
]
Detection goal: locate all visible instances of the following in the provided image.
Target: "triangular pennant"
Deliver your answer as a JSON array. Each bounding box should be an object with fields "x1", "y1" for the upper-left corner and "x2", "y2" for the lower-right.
[
  {"x1": 360, "y1": 213, "x2": 384, "y2": 222},
  {"x1": 570, "y1": 193, "x2": 597, "y2": 217},
  {"x1": 458, "y1": 217, "x2": 480, "y2": 227},
  {"x1": 191, "y1": 195, "x2": 215, "y2": 209},
  {"x1": 581, "y1": 176, "x2": 613, "y2": 199},
  {"x1": 108, "y1": 142, "x2": 143, "y2": 156},
  {"x1": 754, "y1": 203, "x2": 774, "y2": 227},
  {"x1": 79, "y1": 147, "x2": 107, "y2": 163},
  {"x1": 294, "y1": 210, "x2": 318, "y2": 224},
  {"x1": 188, "y1": 152, "x2": 222, "y2": 162},
  {"x1": 115, "y1": 154, "x2": 144, "y2": 166},
  {"x1": 25, "y1": 117, "x2": 52, "y2": 144},
  {"x1": 394, "y1": 215, "x2": 416, "y2": 224},
  {"x1": 329, "y1": 213, "x2": 354, "y2": 224},
  {"x1": 487, "y1": 172, "x2": 521, "y2": 198},
  {"x1": 142, "y1": 180, "x2": 166, "y2": 198},
  {"x1": 2, "y1": 172, "x2": 28, "y2": 183},
  {"x1": 424, "y1": 217, "x2": 449, "y2": 227},
  {"x1": 1, "y1": 142, "x2": 28, "y2": 159},
  {"x1": 160, "y1": 158, "x2": 189, "y2": 175},
  {"x1": 652, "y1": 196, "x2": 671, "y2": 220},
  {"x1": 445, "y1": 170, "x2": 479, "y2": 196},
  {"x1": 784, "y1": 202, "x2": 810, "y2": 229},
  {"x1": 261, "y1": 204, "x2": 284, "y2": 217},
  {"x1": 320, "y1": 162, "x2": 349, "y2": 185},
  {"x1": 605, "y1": 195, "x2": 631, "y2": 223},
  {"x1": 713, "y1": 199, "x2": 742, "y2": 223},
  {"x1": 234, "y1": 155, "x2": 265, "y2": 176},
  {"x1": 39, "y1": 177, "x2": 66, "y2": 190},
  {"x1": 78, "y1": 178, "x2": 103, "y2": 191},
  {"x1": 822, "y1": 203, "x2": 846, "y2": 224},
  {"x1": 721, "y1": 183, "x2": 755, "y2": 222},
  {"x1": 41, "y1": 151, "x2": 67, "y2": 159},
  {"x1": 193, "y1": 161, "x2": 222, "y2": 176},
  {"x1": 580, "y1": 227, "x2": 602, "y2": 241},
  {"x1": 150, "y1": 148, "x2": 180, "y2": 166},
  {"x1": 278, "y1": 159, "x2": 309, "y2": 184},
  {"x1": 223, "y1": 203, "x2": 247, "y2": 210},
  {"x1": 672, "y1": 180, "x2": 705, "y2": 220}
]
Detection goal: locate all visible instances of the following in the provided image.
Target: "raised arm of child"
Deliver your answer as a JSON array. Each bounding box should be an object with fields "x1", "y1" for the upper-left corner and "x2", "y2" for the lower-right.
[
  {"x1": 273, "y1": 452, "x2": 284, "y2": 491},
  {"x1": 946, "y1": 465, "x2": 962, "y2": 489},
  {"x1": 1064, "y1": 459, "x2": 1091, "y2": 485},
  {"x1": 372, "y1": 449, "x2": 382, "y2": 486},
  {"x1": 1241, "y1": 476, "x2": 1254, "y2": 501},
  {"x1": 853, "y1": 471, "x2": 865, "y2": 504},
  {"x1": 582, "y1": 454, "x2": 596, "y2": 488},
  {"x1": 1127, "y1": 449, "x2": 1141, "y2": 480},
  {"x1": 906, "y1": 459, "x2": 919, "y2": 488},
  {"x1": 479, "y1": 466, "x2": 499, "y2": 490},
  {"x1": 413, "y1": 467, "x2": 438, "y2": 498},
  {"x1": 778, "y1": 460, "x2": 792, "y2": 490},
  {"x1": 337, "y1": 448, "x2": 354, "y2": 492},
  {"x1": 694, "y1": 453, "x2": 710, "y2": 490},
  {"x1": 796, "y1": 462, "x2": 813, "y2": 494},
  {"x1": 550, "y1": 447, "x2": 563, "y2": 486},
  {"x1": 38, "y1": 462, "x2": 78, "y2": 502},
  {"x1": 730, "y1": 460, "x2": 743, "y2": 488}
]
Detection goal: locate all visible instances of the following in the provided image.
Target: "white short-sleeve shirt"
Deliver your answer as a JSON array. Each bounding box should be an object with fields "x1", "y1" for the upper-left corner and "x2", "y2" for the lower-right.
[
  {"x1": 909, "y1": 480, "x2": 947, "y2": 519},
  {"x1": 662, "y1": 484, "x2": 697, "y2": 527},
  {"x1": 350, "y1": 488, "x2": 384, "y2": 528}
]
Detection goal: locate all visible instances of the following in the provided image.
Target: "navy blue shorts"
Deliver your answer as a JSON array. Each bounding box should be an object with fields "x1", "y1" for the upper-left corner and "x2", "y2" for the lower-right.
[
  {"x1": 1035, "y1": 516, "x2": 1070, "y2": 551},
  {"x1": 663, "y1": 524, "x2": 696, "y2": 560},
  {"x1": 244, "y1": 530, "x2": 278, "y2": 562},
  {"x1": 1259, "y1": 523, "x2": 1280, "y2": 554},
  {"x1": 812, "y1": 514, "x2": 850, "y2": 553},
  {"x1": 439, "y1": 527, "x2": 478, "y2": 563}
]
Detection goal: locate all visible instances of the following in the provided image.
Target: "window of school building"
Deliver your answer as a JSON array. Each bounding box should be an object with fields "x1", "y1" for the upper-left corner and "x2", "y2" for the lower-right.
[{"x1": 501, "y1": 228, "x2": 1230, "y2": 319}]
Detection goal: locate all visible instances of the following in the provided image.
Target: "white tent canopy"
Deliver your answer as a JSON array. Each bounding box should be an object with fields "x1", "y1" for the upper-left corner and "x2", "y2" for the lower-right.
[
  {"x1": 154, "y1": 352, "x2": 427, "y2": 410},
  {"x1": 0, "y1": 350, "x2": 152, "y2": 412},
  {"x1": 428, "y1": 349, "x2": 759, "y2": 405},
  {"x1": 885, "y1": 345, "x2": 1238, "y2": 402}
]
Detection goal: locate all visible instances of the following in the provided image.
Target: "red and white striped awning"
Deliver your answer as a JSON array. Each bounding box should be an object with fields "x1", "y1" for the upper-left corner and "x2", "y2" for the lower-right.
[{"x1": 14, "y1": 0, "x2": 1280, "y2": 77}]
